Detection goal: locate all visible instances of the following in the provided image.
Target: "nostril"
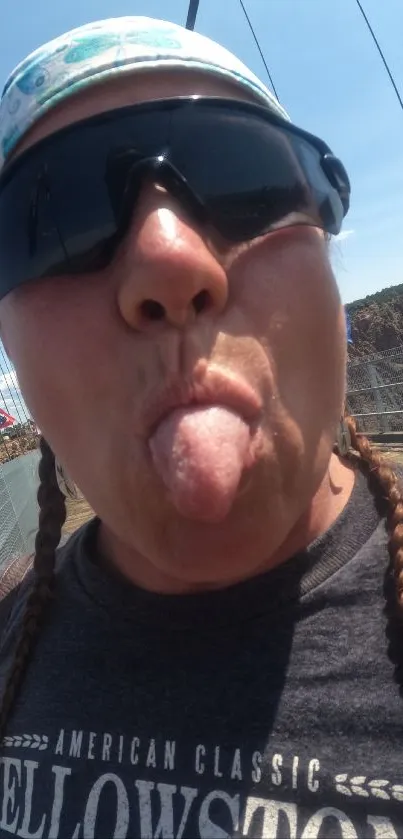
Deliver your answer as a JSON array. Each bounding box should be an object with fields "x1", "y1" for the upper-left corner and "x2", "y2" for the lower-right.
[
  {"x1": 139, "y1": 291, "x2": 212, "y2": 325},
  {"x1": 192, "y1": 289, "x2": 212, "y2": 315},
  {"x1": 140, "y1": 299, "x2": 166, "y2": 321}
]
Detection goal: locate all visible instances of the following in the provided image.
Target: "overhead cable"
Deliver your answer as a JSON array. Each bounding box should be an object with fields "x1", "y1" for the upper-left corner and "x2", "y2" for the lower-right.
[
  {"x1": 238, "y1": 0, "x2": 280, "y2": 100},
  {"x1": 354, "y1": 0, "x2": 403, "y2": 113},
  {"x1": 186, "y1": 0, "x2": 200, "y2": 31}
]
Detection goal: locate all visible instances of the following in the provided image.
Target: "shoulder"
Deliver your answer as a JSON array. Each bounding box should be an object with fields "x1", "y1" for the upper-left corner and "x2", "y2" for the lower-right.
[{"x1": 0, "y1": 518, "x2": 96, "y2": 647}]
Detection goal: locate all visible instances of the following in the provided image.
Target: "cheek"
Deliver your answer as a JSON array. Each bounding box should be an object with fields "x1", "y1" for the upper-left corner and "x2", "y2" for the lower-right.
[
  {"x1": 232, "y1": 228, "x2": 345, "y2": 417},
  {"x1": 0, "y1": 280, "x2": 111, "y2": 435}
]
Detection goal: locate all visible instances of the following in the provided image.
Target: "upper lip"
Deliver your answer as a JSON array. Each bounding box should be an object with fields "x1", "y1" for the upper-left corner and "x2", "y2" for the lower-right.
[{"x1": 142, "y1": 367, "x2": 262, "y2": 436}]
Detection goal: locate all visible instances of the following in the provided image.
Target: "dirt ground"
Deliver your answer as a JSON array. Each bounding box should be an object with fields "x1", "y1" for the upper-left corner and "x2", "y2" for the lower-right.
[
  {"x1": 63, "y1": 497, "x2": 94, "y2": 535},
  {"x1": 0, "y1": 435, "x2": 38, "y2": 464},
  {"x1": 380, "y1": 449, "x2": 403, "y2": 466}
]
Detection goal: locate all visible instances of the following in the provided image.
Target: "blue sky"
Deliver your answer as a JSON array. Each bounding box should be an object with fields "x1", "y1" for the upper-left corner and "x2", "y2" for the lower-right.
[{"x1": 0, "y1": 0, "x2": 402, "y2": 418}]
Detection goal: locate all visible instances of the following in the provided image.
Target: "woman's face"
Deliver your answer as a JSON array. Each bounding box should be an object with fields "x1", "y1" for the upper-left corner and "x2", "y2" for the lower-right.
[{"x1": 0, "y1": 71, "x2": 347, "y2": 584}]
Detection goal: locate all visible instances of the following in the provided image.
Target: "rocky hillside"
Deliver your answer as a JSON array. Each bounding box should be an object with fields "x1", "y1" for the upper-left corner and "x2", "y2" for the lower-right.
[{"x1": 347, "y1": 284, "x2": 403, "y2": 358}]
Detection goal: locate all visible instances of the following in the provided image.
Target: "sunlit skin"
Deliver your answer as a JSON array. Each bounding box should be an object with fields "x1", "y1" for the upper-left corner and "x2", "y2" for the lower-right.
[{"x1": 0, "y1": 70, "x2": 354, "y2": 593}]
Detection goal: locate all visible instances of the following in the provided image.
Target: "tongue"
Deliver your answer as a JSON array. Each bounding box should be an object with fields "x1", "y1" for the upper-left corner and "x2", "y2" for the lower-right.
[{"x1": 149, "y1": 406, "x2": 251, "y2": 522}]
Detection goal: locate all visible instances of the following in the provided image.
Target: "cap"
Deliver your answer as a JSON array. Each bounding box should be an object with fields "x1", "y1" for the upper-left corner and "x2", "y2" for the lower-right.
[{"x1": 0, "y1": 16, "x2": 290, "y2": 172}]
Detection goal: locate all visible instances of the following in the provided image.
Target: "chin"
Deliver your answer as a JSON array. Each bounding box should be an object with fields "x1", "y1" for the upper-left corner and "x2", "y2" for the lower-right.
[
  {"x1": 153, "y1": 544, "x2": 264, "y2": 589},
  {"x1": 144, "y1": 490, "x2": 285, "y2": 586}
]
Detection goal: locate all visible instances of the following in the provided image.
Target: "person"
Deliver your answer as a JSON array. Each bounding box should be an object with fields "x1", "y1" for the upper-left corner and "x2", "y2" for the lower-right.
[{"x1": 0, "y1": 15, "x2": 401, "y2": 839}]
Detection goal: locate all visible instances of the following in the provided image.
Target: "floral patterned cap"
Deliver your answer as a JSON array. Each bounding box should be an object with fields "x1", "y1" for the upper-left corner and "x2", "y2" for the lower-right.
[{"x1": 0, "y1": 16, "x2": 290, "y2": 172}]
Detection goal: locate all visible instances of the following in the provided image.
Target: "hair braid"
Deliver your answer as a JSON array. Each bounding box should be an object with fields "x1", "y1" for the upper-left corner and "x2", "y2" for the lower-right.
[
  {"x1": 0, "y1": 436, "x2": 66, "y2": 743},
  {"x1": 346, "y1": 415, "x2": 403, "y2": 609}
]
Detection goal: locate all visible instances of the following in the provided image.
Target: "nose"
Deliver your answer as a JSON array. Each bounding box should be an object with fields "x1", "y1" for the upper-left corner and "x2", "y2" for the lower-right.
[{"x1": 115, "y1": 183, "x2": 228, "y2": 330}]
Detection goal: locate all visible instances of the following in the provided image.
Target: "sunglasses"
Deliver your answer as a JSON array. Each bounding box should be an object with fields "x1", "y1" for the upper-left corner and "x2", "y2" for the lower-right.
[{"x1": 0, "y1": 96, "x2": 350, "y2": 300}]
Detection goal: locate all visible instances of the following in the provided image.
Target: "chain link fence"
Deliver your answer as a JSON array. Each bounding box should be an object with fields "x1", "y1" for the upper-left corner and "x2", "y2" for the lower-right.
[
  {"x1": 0, "y1": 451, "x2": 40, "y2": 569},
  {"x1": 347, "y1": 346, "x2": 403, "y2": 435},
  {"x1": 0, "y1": 347, "x2": 40, "y2": 568}
]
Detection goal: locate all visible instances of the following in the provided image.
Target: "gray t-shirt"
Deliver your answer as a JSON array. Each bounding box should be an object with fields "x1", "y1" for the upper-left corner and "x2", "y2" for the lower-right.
[{"x1": 0, "y1": 469, "x2": 402, "y2": 839}]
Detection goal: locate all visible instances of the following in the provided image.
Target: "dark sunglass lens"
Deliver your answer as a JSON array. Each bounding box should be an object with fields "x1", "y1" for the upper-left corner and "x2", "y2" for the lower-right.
[
  {"x1": 48, "y1": 135, "x2": 118, "y2": 273},
  {"x1": 172, "y1": 108, "x2": 321, "y2": 241},
  {"x1": 0, "y1": 164, "x2": 67, "y2": 295},
  {"x1": 0, "y1": 101, "x2": 346, "y2": 298},
  {"x1": 55, "y1": 111, "x2": 170, "y2": 271}
]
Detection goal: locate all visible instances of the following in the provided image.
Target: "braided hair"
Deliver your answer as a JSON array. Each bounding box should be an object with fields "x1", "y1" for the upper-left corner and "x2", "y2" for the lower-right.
[
  {"x1": 346, "y1": 417, "x2": 403, "y2": 606},
  {"x1": 0, "y1": 436, "x2": 66, "y2": 742},
  {"x1": 0, "y1": 422, "x2": 402, "y2": 740}
]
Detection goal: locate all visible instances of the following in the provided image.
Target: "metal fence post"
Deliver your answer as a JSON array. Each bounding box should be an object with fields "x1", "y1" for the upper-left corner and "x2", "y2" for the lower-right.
[{"x1": 368, "y1": 362, "x2": 388, "y2": 432}]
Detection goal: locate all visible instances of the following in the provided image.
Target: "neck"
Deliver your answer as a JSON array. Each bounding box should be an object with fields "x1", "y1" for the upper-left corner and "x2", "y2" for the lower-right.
[{"x1": 269, "y1": 453, "x2": 356, "y2": 571}]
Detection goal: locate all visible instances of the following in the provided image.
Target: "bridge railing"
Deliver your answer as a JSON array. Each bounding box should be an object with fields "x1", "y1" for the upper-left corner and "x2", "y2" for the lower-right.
[{"x1": 346, "y1": 346, "x2": 403, "y2": 435}]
